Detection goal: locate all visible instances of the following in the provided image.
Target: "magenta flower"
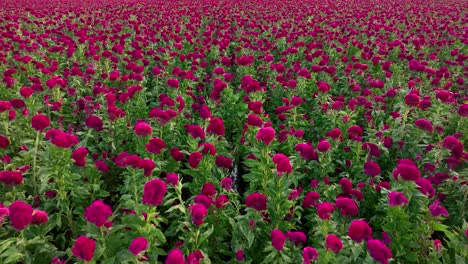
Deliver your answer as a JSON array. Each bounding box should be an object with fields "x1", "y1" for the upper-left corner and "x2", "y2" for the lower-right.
[
  {"x1": 335, "y1": 197, "x2": 358, "y2": 216},
  {"x1": 364, "y1": 161, "x2": 381, "y2": 177},
  {"x1": 129, "y1": 237, "x2": 149, "y2": 256},
  {"x1": 317, "y1": 139, "x2": 331, "y2": 152},
  {"x1": 0, "y1": 135, "x2": 9, "y2": 149},
  {"x1": 404, "y1": 93, "x2": 420, "y2": 106},
  {"x1": 165, "y1": 248, "x2": 184, "y2": 264},
  {"x1": 256, "y1": 127, "x2": 275, "y2": 145},
  {"x1": 348, "y1": 220, "x2": 373, "y2": 243},
  {"x1": 392, "y1": 159, "x2": 420, "y2": 181},
  {"x1": 221, "y1": 177, "x2": 233, "y2": 190},
  {"x1": 215, "y1": 155, "x2": 233, "y2": 169},
  {"x1": 286, "y1": 231, "x2": 307, "y2": 246},
  {"x1": 185, "y1": 124, "x2": 205, "y2": 140},
  {"x1": 235, "y1": 249, "x2": 244, "y2": 261},
  {"x1": 72, "y1": 236, "x2": 96, "y2": 262},
  {"x1": 272, "y1": 153, "x2": 292, "y2": 175},
  {"x1": 166, "y1": 173, "x2": 179, "y2": 186},
  {"x1": 428, "y1": 200, "x2": 449, "y2": 217},
  {"x1": 388, "y1": 192, "x2": 409, "y2": 206},
  {"x1": 72, "y1": 147, "x2": 88, "y2": 166},
  {"x1": 316, "y1": 202, "x2": 335, "y2": 220},
  {"x1": 188, "y1": 152, "x2": 202, "y2": 168},
  {"x1": 189, "y1": 203, "x2": 208, "y2": 226},
  {"x1": 271, "y1": 229, "x2": 286, "y2": 251},
  {"x1": 85, "y1": 115, "x2": 103, "y2": 131},
  {"x1": 31, "y1": 209, "x2": 49, "y2": 225},
  {"x1": 201, "y1": 183, "x2": 217, "y2": 197},
  {"x1": 367, "y1": 239, "x2": 392, "y2": 264},
  {"x1": 134, "y1": 121, "x2": 152, "y2": 137},
  {"x1": 302, "y1": 247, "x2": 318, "y2": 263},
  {"x1": 207, "y1": 117, "x2": 225, "y2": 136},
  {"x1": 245, "y1": 192, "x2": 267, "y2": 211},
  {"x1": 167, "y1": 78, "x2": 179, "y2": 89},
  {"x1": 84, "y1": 200, "x2": 112, "y2": 227},
  {"x1": 146, "y1": 137, "x2": 166, "y2": 154},
  {"x1": 295, "y1": 143, "x2": 318, "y2": 161},
  {"x1": 186, "y1": 250, "x2": 204, "y2": 263},
  {"x1": 31, "y1": 114, "x2": 50, "y2": 131},
  {"x1": 302, "y1": 191, "x2": 320, "y2": 208},
  {"x1": 8, "y1": 200, "x2": 33, "y2": 230},
  {"x1": 414, "y1": 119, "x2": 433, "y2": 132},
  {"x1": 325, "y1": 234, "x2": 342, "y2": 253},
  {"x1": 142, "y1": 179, "x2": 167, "y2": 206}
]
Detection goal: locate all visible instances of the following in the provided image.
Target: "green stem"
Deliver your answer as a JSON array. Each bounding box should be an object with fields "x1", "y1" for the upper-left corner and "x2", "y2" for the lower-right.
[
  {"x1": 100, "y1": 227, "x2": 108, "y2": 258},
  {"x1": 32, "y1": 130, "x2": 40, "y2": 195}
]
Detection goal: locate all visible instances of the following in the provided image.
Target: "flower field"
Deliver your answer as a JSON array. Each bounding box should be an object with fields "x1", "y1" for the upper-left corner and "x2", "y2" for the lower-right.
[{"x1": 0, "y1": 0, "x2": 467, "y2": 263}]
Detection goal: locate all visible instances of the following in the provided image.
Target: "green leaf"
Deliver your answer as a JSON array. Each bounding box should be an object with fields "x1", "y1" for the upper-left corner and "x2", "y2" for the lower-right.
[
  {"x1": 199, "y1": 225, "x2": 214, "y2": 245},
  {"x1": 0, "y1": 248, "x2": 24, "y2": 264},
  {"x1": 153, "y1": 228, "x2": 166, "y2": 244},
  {"x1": 100, "y1": 256, "x2": 116, "y2": 264},
  {"x1": 4, "y1": 252, "x2": 24, "y2": 264}
]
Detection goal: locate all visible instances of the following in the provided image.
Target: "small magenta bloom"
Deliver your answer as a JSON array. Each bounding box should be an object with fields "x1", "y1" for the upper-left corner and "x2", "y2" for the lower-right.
[
  {"x1": 134, "y1": 122, "x2": 152, "y2": 137},
  {"x1": 165, "y1": 248, "x2": 184, "y2": 264},
  {"x1": 201, "y1": 183, "x2": 217, "y2": 197},
  {"x1": 72, "y1": 236, "x2": 96, "y2": 262},
  {"x1": 186, "y1": 250, "x2": 204, "y2": 263},
  {"x1": 0, "y1": 205, "x2": 9, "y2": 223},
  {"x1": 167, "y1": 78, "x2": 179, "y2": 89},
  {"x1": 221, "y1": 177, "x2": 233, "y2": 190},
  {"x1": 295, "y1": 143, "x2": 318, "y2": 161},
  {"x1": 207, "y1": 117, "x2": 225, "y2": 136},
  {"x1": 286, "y1": 231, "x2": 307, "y2": 246},
  {"x1": 388, "y1": 192, "x2": 409, "y2": 206},
  {"x1": 325, "y1": 234, "x2": 343, "y2": 253},
  {"x1": 146, "y1": 137, "x2": 166, "y2": 154},
  {"x1": 404, "y1": 93, "x2": 420, "y2": 106},
  {"x1": 256, "y1": 127, "x2": 275, "y2": 145},
  {"x1": 414, "y1": 119, "x2": 433, "y2": 132},
  {"x1": 392, "y1": 159, "x2": 420, "y2": 181},
  {"x1": 8, "y1": 200, "x2": 33, "y2": 230},
  {"x1": 85, "y1": 115, "x2": 103, "y2": 131},
  {"x1": 166, "y1": 173, "x2": 179, "y2": 186},
  {"x1": 367, "y1": 239, "x2": 392, "y2": 264},
  {"x1": 215, "y1": 195, "x2": 229, "y2": 208},
  {"x1": 317, "y1": 139, "x2": 331, "y2": 152},
  {"x1": 235, "y1": 249, "x2": 244, "y2": 261},
  {"x1": 428, "y1": 200, "x2": 449, "y2": 217},
  {"x1": 31, "y1": 114, "x2": 50, "y2": 131},
  {"x1": 245, "y1": 192, "x2": 267, "y2": 211},
  {"x1": 84, "y1": 200, "x2": 112, "y2": 227},
  {"x1": 31, "y1": 209, "x2": 48, "y2": 225},
  {"x1": 302, "y1": 247, "x2": 318, "y2": 263},
  {"x1": 0, "y1": 135, "x2": 9, "y2": 148},
  {"x1": 364, "y1": 161, "x2": 381, "y2": 177},
  {"x1": 302, "y1": 191, "x2": 320, "y2": 208},
  {"x1": 271, "y1": 229, "x2": 286, "y2": 251},
  {"x1": 335, "y1": 197, "x2": 358, "y2": 216},
  {"x1": 347, "y1": 125, "x2": 363, "y2": 141},
  {"x1": 185, "y1": 124, "x2": 205, "y2": 140},
  {"x1": 189, "y1": 203, "x2": 208, "y2": 226},
  {"x1": 272, "y1": 153, "x2": 292, "y2": 175},
  {"x1": 129, "y1": 237, "x2": 149, "y2": 256},
  {"x1": 348, "y1": 220, "x2": 373, "y2": 243},
  {"x1": 188, "y1": 152, "x2": 202, "y2": 168},
  {"x1": 72, "y1": 147, "x2": 88, "y2": 166},
  {"x1": 215, "y1": 155, "x2": 232, "y2": 170},
  {"x1": 142, "y1": 179, "x2": 167, "y2": 206},
  {"x1": 316, "y1": 202, "x2": 335, "y2": 220}
]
